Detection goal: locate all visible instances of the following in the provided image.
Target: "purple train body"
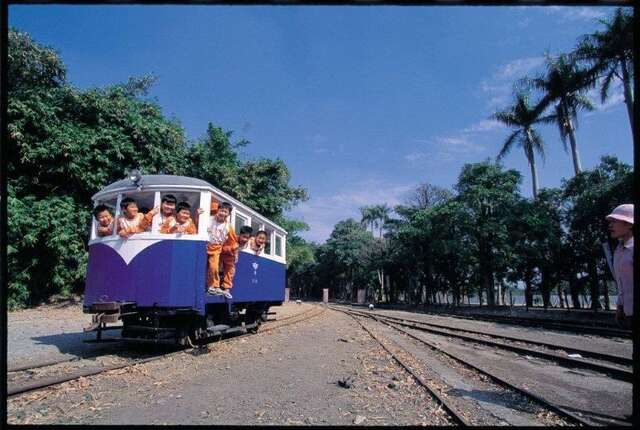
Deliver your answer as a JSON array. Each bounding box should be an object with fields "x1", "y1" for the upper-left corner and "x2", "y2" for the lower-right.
[{"x1": 83, "y1": 175, "x2": 287, "y2": 344}]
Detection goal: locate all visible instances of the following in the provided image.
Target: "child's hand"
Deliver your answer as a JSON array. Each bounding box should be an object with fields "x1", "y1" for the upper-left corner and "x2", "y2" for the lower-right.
[
  {"x1": 176, "y1": 225, "x2": 186, "y2": 233},
  {"x1": 197, "y1": 208, "x2": 204, "y2": 215},
  {"x1": 151, "y1": 206, "x2": 160, "y2": 215}
]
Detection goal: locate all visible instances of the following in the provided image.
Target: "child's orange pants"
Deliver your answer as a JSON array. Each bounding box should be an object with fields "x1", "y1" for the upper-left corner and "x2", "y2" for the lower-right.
[
  {"x1": 221, "y1": 254, "x2": 237, "y2": 290},
  {"x1": 206, "y1": 244, "x2": 223, "y2": 289},
  {"x1": 207, "y1": 244, "x2": 236, "y2": 290}
]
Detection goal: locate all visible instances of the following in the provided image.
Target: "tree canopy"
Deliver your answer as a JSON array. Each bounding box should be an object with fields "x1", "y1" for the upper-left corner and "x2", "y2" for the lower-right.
[{"x1": 7, "y1": 28, "x2": 307, "y2": 309}]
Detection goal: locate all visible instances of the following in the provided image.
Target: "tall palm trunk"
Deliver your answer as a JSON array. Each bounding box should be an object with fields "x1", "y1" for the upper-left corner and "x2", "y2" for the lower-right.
[
  {"x1": 620, "y1": 58, "x2": 635, "y2": 137},
  {"x1": 567, "y1": 118, "x2": 582, "y2": 174},
  {"x1": 525, "y1": 130, "x2": 539, "y2": 198}
]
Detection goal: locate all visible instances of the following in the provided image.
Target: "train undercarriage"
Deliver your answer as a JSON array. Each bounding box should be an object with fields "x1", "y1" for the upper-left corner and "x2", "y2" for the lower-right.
[{"x1": 83, "y1": 301, "x2": 277, "y2": 346}]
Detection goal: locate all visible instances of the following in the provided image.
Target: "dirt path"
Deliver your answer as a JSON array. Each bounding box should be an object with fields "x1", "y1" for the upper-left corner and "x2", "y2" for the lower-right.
[{"x1": 8, "y1": 307, "x2": 452, "y2": 425}]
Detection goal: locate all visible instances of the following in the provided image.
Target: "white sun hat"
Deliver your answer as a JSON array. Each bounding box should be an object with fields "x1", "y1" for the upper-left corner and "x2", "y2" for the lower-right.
[{"x1": 605, "y1": 204, "x2": 634, "y2": 224}]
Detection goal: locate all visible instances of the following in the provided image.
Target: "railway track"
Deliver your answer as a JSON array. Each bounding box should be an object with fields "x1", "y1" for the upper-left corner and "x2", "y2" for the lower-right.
[
  {"x1": 338, "y1": 307, "x2": 632, "y2": 379},
  {"x1": 330, "y1": 305, "x2": 631, "y2": 427},
  {"x1": 370, "y1": 305, "x2": 632, "y2": 338},
  {"x1": 7, "y1": 306, "x2": 326, "y2": 398}
]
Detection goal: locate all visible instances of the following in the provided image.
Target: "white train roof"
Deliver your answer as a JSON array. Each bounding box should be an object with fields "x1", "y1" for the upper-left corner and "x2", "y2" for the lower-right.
[{"x1": 92, "y1": 174, "x2": 287, "y2": 234}]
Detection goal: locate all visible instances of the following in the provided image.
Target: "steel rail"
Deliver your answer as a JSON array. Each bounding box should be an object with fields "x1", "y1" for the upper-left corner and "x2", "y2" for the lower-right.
[
  {"x1": 341, "y1": 307, "x2": 632, "y2": 382},
  {"x1": 364, "y1": 303, "x2": 631, "y2": 338},
  {"x1": 8, "y1": 306, "x2": 325, "y2": 398},
  {"x1": 331, "y1": 306, "x2": 594, "y2": 427},
  {"x1": 334, "y1": 306, "x2": 632, "y2": 367},
  {"x1": 421, "y1": 310, "x2": 630, "y2": 338},
  {"x1": 344, "y1": 311, "x2": 469, "y2": 426}
]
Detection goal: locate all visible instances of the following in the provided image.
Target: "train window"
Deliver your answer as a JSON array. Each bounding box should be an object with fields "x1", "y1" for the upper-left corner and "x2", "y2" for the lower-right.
[
  {"x1": 274, "y1": 234, "x2": 283, "y2": 257},
  {"x1": 263, "y1": 227, "x2": 274, "y2": 255},
  {"x1": 234, "y1": 212, "x2": 249, "y2": 234},
  {"x1": 250, "y1": 219, "x2": 263, "y2": 235},
  {"x1": 118, "y1": 191, "x2": 156, "y2": 233},
  {"x1": 159, "y1": 191, "x2": 201, "y2": 233}
]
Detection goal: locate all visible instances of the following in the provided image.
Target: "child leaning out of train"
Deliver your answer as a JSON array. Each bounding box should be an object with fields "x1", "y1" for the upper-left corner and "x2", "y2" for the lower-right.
[
  {"x1": 217, "y1": 225, "x2": 253, "y2": 296},
  {"x1": 203, "y1": 198, "x2": 237, "y2": 299},
  {"x1": 117, "y1": 197, "x2": 151, "y2": 238},
  {"x1": 94, "y1": 204, "x2": 114, "y2": 237},
  {"x1": 236, "y1": 225, "x2": 253, "y2": 257},
  {"x1": 247, "y1": 230, "x2": 268, "y2": 255},
  {"x1": 159, "y1": 201, "x2": 197, "y2": 234}
]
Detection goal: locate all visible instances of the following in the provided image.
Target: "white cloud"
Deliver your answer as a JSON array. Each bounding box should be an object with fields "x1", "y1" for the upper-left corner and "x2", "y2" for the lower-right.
[
  {"x1": 517, "y1": 17, "x2": 531, "y2": 28},
  {"x1": 584, "y1": 82, "x2": 626, "y2": 117},
  {"x1": 406, "y1": 133, "x2": 486, "y2": 167},
  {"x1": 462, "y1": 119, "x2": 505, "y2": 133},
  {"x1": 545, "y1": 6, "x2": 606, "y2": 22},
  {"x1": 478, "y1": 56, "x2": 545, "y2": 111},
  {"x1": 493, "y1": 57, "x2": 545, "y2": 81},
  {"x1": 287, "y1": 179, "x2": 414, "y2": 243},
  {"x1": 305, "y1": 134, "x2": 345, "y2": 156}
]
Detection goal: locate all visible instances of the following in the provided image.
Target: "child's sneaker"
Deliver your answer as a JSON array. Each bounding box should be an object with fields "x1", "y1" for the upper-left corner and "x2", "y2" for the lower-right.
[
  {"x1": 221, "y1": 289, "x2": 233, "y2": 299},
  {"x1": 207, "y1": 287, "x2": 223, "y2": 295}
]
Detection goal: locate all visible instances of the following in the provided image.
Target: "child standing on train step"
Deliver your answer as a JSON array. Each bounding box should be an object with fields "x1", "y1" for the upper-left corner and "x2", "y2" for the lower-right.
[
  {"x1": 248, "y1": 230, "x2": 268, "y2": 255},
  {"x1": 159, "y1": 201, "x2": 197, "y2": 234},
  {"x1": 218, "y1": 225, "x2": 253, "y2": 294},
  {"x1": 94, "y1": 204, "x2": 114, "y2": 237},
  {"x1": 117, "y1": 197, "x2": 147, "y2": 238},
  {"x1": 205, "y1": 199, "x2": 237, "y2": 299}
]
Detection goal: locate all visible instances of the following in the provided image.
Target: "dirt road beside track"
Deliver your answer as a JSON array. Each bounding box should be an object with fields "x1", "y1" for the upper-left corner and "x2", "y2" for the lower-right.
[{"x1": 7, "y1": 305, "x2": 451, "y2": 425}]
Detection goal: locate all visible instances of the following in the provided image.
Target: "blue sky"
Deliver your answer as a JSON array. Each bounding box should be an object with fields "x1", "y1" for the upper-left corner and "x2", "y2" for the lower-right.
[{"x1": 10, "y1": 5, "x2": 633, "y2": 242}]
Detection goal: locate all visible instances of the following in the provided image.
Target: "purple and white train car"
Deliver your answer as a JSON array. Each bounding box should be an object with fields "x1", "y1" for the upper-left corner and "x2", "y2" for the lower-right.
[{"x1": 83, "y1": 174, "x2": 287, "y2": 345}]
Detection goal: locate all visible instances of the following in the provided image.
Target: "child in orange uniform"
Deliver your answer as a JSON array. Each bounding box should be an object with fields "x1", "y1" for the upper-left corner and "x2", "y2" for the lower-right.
[
  {"x1": 205, "y1": 199, "x2": 237, "y2": 299},
  {"x1": 117, "y1": 197, "x2": 147, "y2": 238},
  {"x1": 94, "y1": 205, "x2": 114, "y2": 237},
  {"x1": 219, "y1": 225, "x2": 253, "y2": 294},
  {"x1": 159, "y1": 202, "x2": 197, "y2": 234}
]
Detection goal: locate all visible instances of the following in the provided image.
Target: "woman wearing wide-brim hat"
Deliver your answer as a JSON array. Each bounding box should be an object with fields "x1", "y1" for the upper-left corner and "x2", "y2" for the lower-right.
[{"x1": 605, "y1": 204, "x2": 634, "y2": 329}]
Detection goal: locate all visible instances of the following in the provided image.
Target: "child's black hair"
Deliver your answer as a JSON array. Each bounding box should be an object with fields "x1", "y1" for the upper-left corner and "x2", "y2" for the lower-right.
[
  {"x1": 220, "y1": 202, "x2": 233, "y2": 212},
  {"x1": 256, "y1": 230, "x2": 268, "y2": 237},
  {"x1": 239, "y1": 225, "x2": 253, "y2": 235},
  {"x1": 120, "y1": 197, "x2": 137, "y2": 209},
  {"x1": 93, "y1": 204, "x2": 111, "y2": 219},
  {"x1": 162, "y1": 194, "x2": 177, "y2": 204},
  {"x1": 176, "y1": 201, "x2": 191, "y2": 213}
]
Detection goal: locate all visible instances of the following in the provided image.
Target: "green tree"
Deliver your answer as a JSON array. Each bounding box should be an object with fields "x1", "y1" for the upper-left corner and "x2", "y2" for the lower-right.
[
  {"x1": 561, "y1": 156, "x2": 633, "y2": 310},
  {"x1": 527, "y1": 54, "x2": 594, "y2": 175},
  {"x1": 573, "y1": 7, "x2": 634, "y2": 136},
  {"x1": 455, "y1": 161, "x2": 522, "y2": 306},
  {"x1": 7, "y1": 29, "x2": 308, "y2": 308},
  {"x1": 493, "y1": 92, "x2": 554, "y2": 198},
  {"x1": 316, "y1": 219, "x2": 375, "y2": 301}
]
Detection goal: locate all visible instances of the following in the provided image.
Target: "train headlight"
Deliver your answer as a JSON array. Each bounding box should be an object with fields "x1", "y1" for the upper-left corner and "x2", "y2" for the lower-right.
[{"x1": 128, "y1": 169, "x2": 142, "y2": 186}]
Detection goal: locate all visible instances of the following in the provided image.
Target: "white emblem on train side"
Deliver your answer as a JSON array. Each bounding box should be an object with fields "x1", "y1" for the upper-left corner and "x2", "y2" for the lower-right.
[
  {"x1": 251, "y1": 262, "x2": 259, "y2": 284},
  {"x1": 100, "y1": 239, "x2": 162, "y2": 265}
]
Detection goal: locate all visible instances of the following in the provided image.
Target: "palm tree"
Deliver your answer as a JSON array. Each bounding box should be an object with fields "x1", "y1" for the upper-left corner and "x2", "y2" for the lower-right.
[
  {"x1": 360, "y1": 204, "x2": 392, "y2": 301},
  {"x1": 527, "y1": 54, "x2": 594, "y2": 175},
  {"x1": 573, "y1": 7, "x2": 634, "y2": 136},
  {"x1": 359, "y1": 204, "x2": 390, "y2": 238},
  {"x1": 493, "y1": 93, "x2": 554, "y2": 199}
]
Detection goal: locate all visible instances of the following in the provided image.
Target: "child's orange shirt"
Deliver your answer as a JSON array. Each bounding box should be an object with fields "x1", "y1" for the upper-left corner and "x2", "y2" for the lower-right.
[
  {"x1": 117, "y1": 213, "x2": 147, "y2": 236},
  {"x1": 159, "y1": 217, "x2": 197, "y2": 234},
  {"x1": 209, "y1": 197, "x2": 238, "y2": 256}
]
